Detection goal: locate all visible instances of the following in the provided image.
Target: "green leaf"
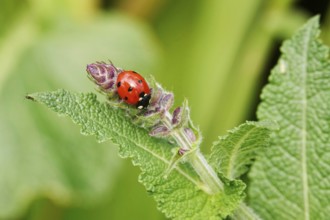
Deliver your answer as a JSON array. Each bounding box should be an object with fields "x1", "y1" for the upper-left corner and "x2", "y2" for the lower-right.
[
  {"x1": 249, "y1": 16, "x2": 330, "y2": 220},
  {"x1": 209, "y1": 121, "x2": 274, "y2": 180},
  {"x1": 27, "y1": 89, "x2": 245, "y2": 219}
]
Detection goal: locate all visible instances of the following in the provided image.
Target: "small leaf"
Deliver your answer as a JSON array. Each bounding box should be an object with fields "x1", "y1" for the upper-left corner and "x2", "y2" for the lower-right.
[
  {"x1": 249, "y1": 16, "x2": 330, "y2": 220},
  {"x1": 27, "y1": 89, "x2": 245, "y2": 219},
  {"x1": 209, "y1": 121, "x2": 273, "y2": 179}
]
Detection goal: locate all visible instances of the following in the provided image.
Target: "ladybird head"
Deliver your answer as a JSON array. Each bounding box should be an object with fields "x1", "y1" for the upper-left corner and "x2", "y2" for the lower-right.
[{"x1": 137, "y1": 92, "x2": 151, "y2": 109}]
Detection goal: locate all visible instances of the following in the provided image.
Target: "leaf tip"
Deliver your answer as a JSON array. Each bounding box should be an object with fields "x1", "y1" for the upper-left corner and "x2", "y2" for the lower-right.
[{"x1": 25, "y1": 94, "x2": 37, "y2": 102}]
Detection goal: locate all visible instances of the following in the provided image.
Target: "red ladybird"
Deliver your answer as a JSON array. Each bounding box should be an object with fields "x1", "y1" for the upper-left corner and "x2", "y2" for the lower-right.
[{"x1": 116, "y1": 70, "x2": 151, "y2": 109}]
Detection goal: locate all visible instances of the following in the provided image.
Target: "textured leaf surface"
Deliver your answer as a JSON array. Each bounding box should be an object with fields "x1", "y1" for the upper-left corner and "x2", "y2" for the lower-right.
[
  {"x1": 209, "y1": 121, "x2": 273, "y2": 179},
  {"x1": 249, "y1": 16, "x2": 330, "y2": 220},
  {"x1": 28, "y1": 89, "x2": 245, "y2": 219}
]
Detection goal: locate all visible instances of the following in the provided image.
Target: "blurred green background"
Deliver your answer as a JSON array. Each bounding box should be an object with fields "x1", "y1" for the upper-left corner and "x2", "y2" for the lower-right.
[{"x1": 1, "y1": 0, "x2": 329, "y2": 219}]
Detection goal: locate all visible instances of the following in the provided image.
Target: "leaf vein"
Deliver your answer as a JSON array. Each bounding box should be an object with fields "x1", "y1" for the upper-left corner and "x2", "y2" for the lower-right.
[{"x1": 300, "y1": 21, "x2": 311, "y2": 220}]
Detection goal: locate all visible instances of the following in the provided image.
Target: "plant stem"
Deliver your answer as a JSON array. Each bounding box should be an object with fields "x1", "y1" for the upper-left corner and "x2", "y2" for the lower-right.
[
  {"x1": 232, "y1": 203, "x2": 262, "y2": 220},
  {"x1": 187, "y1": 151, "x2": 223, "y2": 194},
  {"x1": 162, "y1": 111, "x2": 223, "y2": 194}
]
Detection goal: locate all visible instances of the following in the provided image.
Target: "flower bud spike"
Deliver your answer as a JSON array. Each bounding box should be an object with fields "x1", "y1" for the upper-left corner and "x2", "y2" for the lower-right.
[
  {"x1": 86, "y1": 60, "x2": 222, "y2": 195},
  {"x1": 86, "y1": 62, "x2": 120, "y2": 94}
]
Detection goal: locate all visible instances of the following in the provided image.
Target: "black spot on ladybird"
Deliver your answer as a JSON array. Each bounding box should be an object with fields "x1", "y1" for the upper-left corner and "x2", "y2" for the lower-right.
[
  {"x1": 128, "y1": 86, "x2": 133, "y2": 92},
  {"x1": 117, "y1": 82, "x2": 121, "y2": 87},
  {"x1": 124, "y1": 96, "x2": 128, "y2": 100},
  {"x1": 138, "y1": 79, "x2": 142, "y2": 83},
  {"x1": 132, "y1": 71, "x2": 138, "y2": 74}
]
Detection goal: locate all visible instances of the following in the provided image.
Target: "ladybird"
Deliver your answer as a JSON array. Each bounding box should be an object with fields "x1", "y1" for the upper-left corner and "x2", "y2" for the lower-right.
[{"x1": 116, "y1": 70, "x2": 151, "y2": 109}]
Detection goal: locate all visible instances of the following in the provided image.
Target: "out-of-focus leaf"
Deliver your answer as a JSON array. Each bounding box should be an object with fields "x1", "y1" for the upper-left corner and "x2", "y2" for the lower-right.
[
  {"x1": 154, "y1": 0, "x2": 305, "y2": 152},
  {"x1": 0, "y1": 13, "x2": 161, "y2": 219}
]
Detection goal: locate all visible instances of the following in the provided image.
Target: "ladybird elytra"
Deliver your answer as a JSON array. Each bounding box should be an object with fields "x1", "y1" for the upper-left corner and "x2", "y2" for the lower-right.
[{"x1": 116, "y1": 70, "x2": 151, "y2": 109}]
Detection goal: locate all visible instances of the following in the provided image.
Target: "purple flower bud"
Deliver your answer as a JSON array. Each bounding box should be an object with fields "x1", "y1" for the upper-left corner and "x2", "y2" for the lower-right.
[
  {"x1": 149, "y1": 125, "x2": 170, "y2": 137},
  {"x1": 160, "y1": 93, "x2": 174, "y2": 112},
  {"x1": 172, "y1": 107, "x2": 182, "y2": 125},
  {"x1": 184, "y1": 128, "x2": 196, "y2": 142},
  {"x1": 143, "y1": 109, "x2": 157, "y2": 117},
  {"x1": 86, "y1": 62, "x2": 120, "y2": 92},
  {"x1": 178, "y1": 148, "x2": 188, "y2": 156},
  {"x1": 148, "y1": 85, "x2": 164, "y2": 107}
]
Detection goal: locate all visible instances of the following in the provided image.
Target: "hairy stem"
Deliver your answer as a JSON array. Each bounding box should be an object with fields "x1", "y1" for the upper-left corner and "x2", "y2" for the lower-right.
[
  {"x1": 232, "y1": 203, "x2": 262, "y2": 220},
  {"x1": 187, "y1": 151, "x2": 223, "y2": 194},
  {"x1": 162, "y1": 112, "x2": 223, "y2": 194}
]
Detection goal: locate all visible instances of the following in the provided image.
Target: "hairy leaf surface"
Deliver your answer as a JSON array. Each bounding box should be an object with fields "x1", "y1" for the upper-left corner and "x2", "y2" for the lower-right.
[
  {"x1": 28, "y1": 89, "x2": 245, "y2": 219},
  {"x1": 209, "y1": 121, "x2": 273, "y2": 179},
  {"x1": 249, "y1": 16, "x2": 330, "y2": 220}
]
